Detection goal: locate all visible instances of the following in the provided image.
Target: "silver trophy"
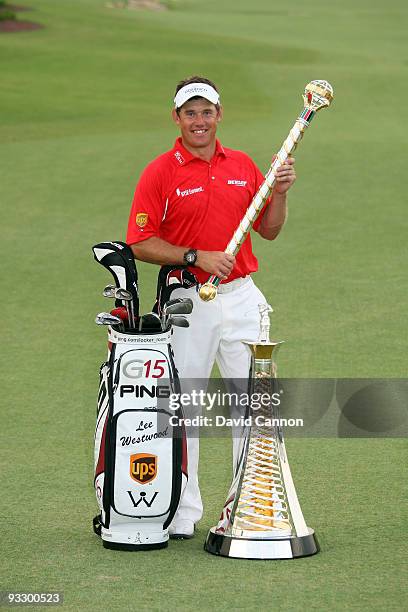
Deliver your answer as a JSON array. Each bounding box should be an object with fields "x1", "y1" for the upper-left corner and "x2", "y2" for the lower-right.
[{"x1": 204, "y1": 304, "x2": 319, "y2": 559}]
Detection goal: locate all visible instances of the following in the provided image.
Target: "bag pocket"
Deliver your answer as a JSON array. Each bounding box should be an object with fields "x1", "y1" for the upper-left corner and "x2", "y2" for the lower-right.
[{"x1": 110, "y1": 409, "x2": 176, "y2": 519}]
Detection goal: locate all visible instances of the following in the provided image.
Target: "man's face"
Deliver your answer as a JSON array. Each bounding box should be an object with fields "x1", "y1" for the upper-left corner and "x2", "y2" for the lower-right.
[{"x1": 172, "y1": 98, "x2": 222, "y2": 150}]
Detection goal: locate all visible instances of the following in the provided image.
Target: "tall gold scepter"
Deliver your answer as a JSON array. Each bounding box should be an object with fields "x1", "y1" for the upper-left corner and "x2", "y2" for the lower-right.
[{"x1": 198, "y1": 80, "x2": 334, "y2": 302}]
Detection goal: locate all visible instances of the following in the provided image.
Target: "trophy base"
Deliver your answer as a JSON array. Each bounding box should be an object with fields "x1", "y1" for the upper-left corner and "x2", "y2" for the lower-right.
[{"x1": 204, "y1": 527, "x2": 319, "y2": 560}]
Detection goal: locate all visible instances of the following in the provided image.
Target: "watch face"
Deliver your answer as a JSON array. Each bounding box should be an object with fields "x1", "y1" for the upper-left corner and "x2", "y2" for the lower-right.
[{"x1": 185, "y1": 250, "x2": 197, "y2": 265}]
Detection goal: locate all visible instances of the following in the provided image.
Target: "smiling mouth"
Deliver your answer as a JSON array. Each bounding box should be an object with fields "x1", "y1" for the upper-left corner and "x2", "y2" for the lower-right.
[{"x1": 192, "y1": 129, "x2": 207, "y2": 134}]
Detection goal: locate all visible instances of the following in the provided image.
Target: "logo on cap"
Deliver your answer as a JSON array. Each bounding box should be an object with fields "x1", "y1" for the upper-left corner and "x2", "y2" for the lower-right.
[{"x1": 174, "y1": 82, "x2": 220, "y2": 109}]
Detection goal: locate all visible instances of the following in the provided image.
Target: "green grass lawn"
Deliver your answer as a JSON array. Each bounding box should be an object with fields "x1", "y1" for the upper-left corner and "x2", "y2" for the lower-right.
[{"x1": 1, "y1": 0, "x2": 407, "y2": 609}]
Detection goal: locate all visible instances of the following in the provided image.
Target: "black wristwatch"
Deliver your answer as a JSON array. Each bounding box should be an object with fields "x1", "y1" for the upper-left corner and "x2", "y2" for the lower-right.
[{"x1": 183, "y1": 248, "x2": 198, "y2": 266}]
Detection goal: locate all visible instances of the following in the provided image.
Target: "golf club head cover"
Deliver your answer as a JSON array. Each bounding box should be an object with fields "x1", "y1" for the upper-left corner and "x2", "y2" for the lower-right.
[
  {"x1": 153, "y1": 266, "x2": 198, "y2": 315},
  {"x1": 92, "y1": 241, "x2": 140, "y2": 318},
  {"x1": 93, "y1": 326, "x2": 188, "y2": 550}
]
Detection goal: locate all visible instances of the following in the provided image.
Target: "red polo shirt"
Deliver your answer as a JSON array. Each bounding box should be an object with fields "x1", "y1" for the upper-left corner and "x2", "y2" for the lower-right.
[{"x1": 126, "y1": 138, "x2": 269, "y2": 284}]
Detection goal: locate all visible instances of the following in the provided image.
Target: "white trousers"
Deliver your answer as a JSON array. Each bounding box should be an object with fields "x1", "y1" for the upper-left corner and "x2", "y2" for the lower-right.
[{"x1": 169, "y1": 276, "x2": 268, "y2": 524}]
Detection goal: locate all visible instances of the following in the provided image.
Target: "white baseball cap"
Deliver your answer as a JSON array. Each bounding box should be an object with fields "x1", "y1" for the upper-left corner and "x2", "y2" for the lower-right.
[{"x1": 174, "y1": 83, "x2": 220, "y2": 109}]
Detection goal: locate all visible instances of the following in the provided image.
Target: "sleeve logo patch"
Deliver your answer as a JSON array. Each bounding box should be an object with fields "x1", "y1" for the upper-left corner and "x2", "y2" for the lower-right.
[{"x1": 136, "y1": 213, "x2": 148, "y2": 228}]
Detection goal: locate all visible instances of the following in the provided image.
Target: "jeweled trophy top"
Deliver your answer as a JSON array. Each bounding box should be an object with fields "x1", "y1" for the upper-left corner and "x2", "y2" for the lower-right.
[{"x1": 303, "y1": 80, "x2": 334, "y2": 112}]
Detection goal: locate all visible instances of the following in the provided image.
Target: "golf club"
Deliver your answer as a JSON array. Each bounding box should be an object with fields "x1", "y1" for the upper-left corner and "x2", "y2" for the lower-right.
[
  {"x1": 102, "y1": 284, "x2": 116, "y2": 298},
  {"x1": 110, "y1": 307, "x2": 128, "y2": 323},
  {"x1": 168, "y1": 315, "x2": 189, "y2": 328},
  {"x1": 164, "y1": 297, "x2": 193, "y2": 309},
  {"x1": 95, "y1": 312, "x2": 123, "y2": 331},
  {"x1": 162, "y1": 299, "x2": 193, "y2": 330},
  {"x1": 138, "y1": 312, "x2": 163, "y2": 333},
  {"x1": 115, "y1": 288, "x2": 135, "y2": 329},
  {"x1": 93, "y1": 241, "x2": 140, "y2": 324},
  {"x1": 102, "y1": 286, "x2": 134, "y2": 329}
]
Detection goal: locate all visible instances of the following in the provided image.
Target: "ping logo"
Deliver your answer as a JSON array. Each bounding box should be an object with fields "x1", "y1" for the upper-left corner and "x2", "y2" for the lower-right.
[
  {"x1": 130, "y1": 453, "x2": 157, "y2": 484},
  {"x1": 136, "y1": 212, "x2": 148, "y2": 228}
]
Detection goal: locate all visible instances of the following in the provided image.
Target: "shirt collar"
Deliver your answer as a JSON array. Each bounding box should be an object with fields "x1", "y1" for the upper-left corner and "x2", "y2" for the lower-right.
[{"x1": 172, "y1": 137, "x2": 227, "y2": 166}]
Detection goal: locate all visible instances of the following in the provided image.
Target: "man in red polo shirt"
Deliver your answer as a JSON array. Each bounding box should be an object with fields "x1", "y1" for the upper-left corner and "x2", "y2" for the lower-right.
[{"x1": 127, "y1": 76, "x2": 296, "y2": 538}]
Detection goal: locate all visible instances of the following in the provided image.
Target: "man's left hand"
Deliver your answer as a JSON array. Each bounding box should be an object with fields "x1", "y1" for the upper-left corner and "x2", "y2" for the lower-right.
[{"x1": 274, "y1": 156, "x2": 296, "y2": 194}]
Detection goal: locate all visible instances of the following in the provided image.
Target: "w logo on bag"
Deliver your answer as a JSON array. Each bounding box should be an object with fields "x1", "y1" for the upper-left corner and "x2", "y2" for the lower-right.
[{"x1": 130, "y1": 453, "x2": 157, "y2": 484}]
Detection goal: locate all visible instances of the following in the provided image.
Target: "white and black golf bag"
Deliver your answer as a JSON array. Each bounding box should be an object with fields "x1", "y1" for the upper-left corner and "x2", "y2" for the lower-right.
[
  {"x1": 93, "y1": 325, "x2": 187, "y2": 550},
  {"x1": 92, "y1": 242, "x2": 188, "y2": 550}
]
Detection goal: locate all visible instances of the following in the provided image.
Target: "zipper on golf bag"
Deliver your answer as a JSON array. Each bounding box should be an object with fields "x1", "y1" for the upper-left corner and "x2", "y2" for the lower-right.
[
  {"x1": 93, "y1": 358, "x2": 112, "y2": 532},
  {"x1": 163, "y1": 419, "x2": 187, "y2": 529}
]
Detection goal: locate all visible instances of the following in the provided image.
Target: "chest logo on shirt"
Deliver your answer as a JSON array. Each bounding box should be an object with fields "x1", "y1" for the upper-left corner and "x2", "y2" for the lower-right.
[
  {"x1": 227, "y1": 180, "x2": 247, "y2": 187},
  {"x1": 174, "y1": 151, "x2": 185, "y2": 165},
  {"x1": 136, "y1": 212, "x2": 148, "y2": 228},
  {"x1": 176, "y1": 186, "x2": 204, "y2": 198}
]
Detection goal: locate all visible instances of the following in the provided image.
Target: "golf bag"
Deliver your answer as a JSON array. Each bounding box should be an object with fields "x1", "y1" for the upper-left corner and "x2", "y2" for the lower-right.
[
  {"x1": 93, "y1": 325, "x2": 187, "y2": 550},
  {"x1": 92, "y1": 241, "x2": 188, "y2": 550}
]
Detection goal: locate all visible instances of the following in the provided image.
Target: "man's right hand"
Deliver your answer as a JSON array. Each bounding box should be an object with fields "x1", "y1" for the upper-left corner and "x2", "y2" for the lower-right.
[{"x1": 196, "y1": 251, "x2": 236, "y2": 279}]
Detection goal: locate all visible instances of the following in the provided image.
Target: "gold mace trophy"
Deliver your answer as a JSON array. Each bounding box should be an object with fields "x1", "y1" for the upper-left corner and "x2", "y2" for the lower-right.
[
  {"x1": 204, "y1": 305, "x2": 318, "y2": 559},
  {"x1": 199, "y1": 79, "x2": 334, "y2": 302},
  {"x1": 204, "y1": 80, "x2": 334, "y2": 559}
]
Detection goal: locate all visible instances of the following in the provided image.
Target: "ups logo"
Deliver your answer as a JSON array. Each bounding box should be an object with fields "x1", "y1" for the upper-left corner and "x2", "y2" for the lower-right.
[{"x1": 130, "y1": 453, "x2": 157, "y2": 484}]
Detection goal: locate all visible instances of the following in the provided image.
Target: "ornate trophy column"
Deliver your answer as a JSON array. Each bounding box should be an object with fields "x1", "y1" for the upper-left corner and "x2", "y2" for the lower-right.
[{"x1": 204, "y1": 305, "x2": 319, "y2": 559}]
